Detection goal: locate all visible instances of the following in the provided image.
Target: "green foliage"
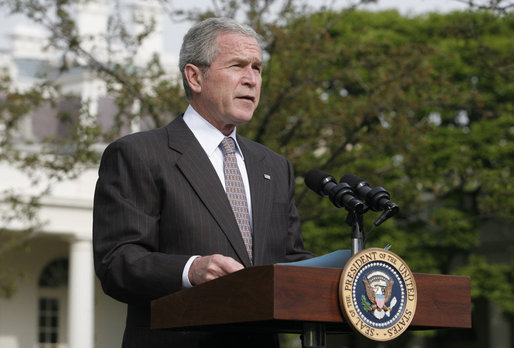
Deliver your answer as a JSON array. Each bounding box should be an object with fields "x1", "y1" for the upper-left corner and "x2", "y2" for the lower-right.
[
  {"x1": 458, "y1": 255, "x2": 514, "y2": 317},
  {"x1": 0, "y1": 229, "x2": 32, "y2": 298},
  {"x1": 218, "y1": 4, "x2": 513, "y2": 320},
  {"x1": 361, "y1": 294, "x2": 372, "y2": 312}
]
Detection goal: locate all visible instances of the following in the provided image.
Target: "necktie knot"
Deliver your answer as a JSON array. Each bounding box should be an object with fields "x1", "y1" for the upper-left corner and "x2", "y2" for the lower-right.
[{"x1": 220, "y1": 137, "x2": 236, "y2": 156}]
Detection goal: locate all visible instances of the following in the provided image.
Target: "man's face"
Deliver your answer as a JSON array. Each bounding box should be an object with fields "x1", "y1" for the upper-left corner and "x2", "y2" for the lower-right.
[{"x1": 191, "y1": 33, "x2": 262, "y2": 134}]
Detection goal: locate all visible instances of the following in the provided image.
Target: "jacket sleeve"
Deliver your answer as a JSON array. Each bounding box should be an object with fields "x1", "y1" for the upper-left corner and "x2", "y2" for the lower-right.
[
  {"x1": 284, "y1": 158, "x2": 315, "y2": 262},
  {"x1": 93, "y1": 137, "x2": 190, "y2": 304}
]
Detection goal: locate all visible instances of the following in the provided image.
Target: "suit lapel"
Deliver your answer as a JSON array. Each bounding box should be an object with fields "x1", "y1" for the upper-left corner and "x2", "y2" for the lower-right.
[{"x1": 166, "y1": 117, "x2": 252, "y2": 266}]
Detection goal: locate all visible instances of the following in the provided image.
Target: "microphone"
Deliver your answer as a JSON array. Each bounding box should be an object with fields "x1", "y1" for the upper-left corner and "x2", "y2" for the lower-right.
[
  {"x1": 340, "y1": 173, "x2": 399, "y2": 225},
  {"x1": 305, "y1": 169, "x2": 363, "y2": 213}
]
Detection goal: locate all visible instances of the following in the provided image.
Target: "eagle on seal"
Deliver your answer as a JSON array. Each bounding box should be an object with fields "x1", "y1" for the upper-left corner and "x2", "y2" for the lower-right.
[{"x1": 363, "y1": 278, "x2": 394, "y2": 312}]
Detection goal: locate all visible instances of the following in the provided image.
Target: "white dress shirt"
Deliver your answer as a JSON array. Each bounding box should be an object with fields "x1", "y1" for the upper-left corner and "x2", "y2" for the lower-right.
[{"x1": 181, "y1": 105, "x2": 253, "y2": 287}]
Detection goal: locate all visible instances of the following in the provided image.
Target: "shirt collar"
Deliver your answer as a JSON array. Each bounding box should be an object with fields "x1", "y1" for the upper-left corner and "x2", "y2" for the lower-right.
[{"x1": 183, "y1": 105, "x2": 244, "y2": 159}]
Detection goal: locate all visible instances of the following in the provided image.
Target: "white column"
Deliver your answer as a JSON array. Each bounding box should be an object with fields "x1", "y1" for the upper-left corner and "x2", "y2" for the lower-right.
[{"x1": 68, "y1": 238, "x2": 95, "y2": 348}]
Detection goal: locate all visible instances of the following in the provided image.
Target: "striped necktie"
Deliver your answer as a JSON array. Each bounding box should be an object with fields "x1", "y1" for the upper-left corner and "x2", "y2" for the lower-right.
[{"x1": 219, "y1": 137, "x2": 253, "y2": 262}]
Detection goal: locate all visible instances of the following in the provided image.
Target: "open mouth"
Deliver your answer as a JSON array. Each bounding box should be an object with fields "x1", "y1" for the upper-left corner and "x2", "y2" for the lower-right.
[{"x1": 237, "y1": 95, "x2": 255, "y2": 102}]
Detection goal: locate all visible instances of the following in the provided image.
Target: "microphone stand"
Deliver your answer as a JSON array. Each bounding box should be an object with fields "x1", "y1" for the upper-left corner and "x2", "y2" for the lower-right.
[
  {"x1": 346, "y1": 207, "x2": 366, "y2": 255},
  {"x1": 302, "y1": 205, "x2": 365, "y2": 348}
]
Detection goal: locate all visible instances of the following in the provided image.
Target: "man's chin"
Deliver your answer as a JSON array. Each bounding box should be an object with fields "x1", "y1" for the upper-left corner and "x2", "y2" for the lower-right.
[{"x1": 232, "y1": 112, "x2": 254, "y2": 125}]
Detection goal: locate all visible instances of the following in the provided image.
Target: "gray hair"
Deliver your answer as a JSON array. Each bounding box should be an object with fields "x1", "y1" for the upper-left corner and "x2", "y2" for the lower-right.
[{"x1": 179, "y1": 17, "x2": 263, "y2": 99}]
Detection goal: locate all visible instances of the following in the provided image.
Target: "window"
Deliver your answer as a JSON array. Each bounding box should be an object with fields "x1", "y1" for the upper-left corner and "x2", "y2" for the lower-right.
[
  {"x1": 38, "y1": 298, "x2": 59, "y2": 348},
  {"x1": 38, "y1": 258, "x2": 68, "y2": 348}
]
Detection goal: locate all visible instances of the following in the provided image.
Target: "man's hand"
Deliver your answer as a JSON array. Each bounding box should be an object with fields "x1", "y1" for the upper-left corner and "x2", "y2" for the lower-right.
[{"x1": 188, "y1": 254, "x2": 244, "y2": 286}]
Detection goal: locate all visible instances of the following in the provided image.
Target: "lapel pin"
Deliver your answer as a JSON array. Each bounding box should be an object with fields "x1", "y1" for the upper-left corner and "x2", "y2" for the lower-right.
[{"x1": 264, "y1": 174, "x2": 271, "y2": 180}]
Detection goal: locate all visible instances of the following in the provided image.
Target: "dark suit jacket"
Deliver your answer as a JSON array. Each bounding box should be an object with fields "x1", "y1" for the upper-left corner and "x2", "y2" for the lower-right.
[{"x1": 93, "y1": 115, "x2": 313, "y2": 347}]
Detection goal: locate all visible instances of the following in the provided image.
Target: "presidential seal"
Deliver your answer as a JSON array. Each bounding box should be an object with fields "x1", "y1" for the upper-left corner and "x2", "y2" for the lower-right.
[{"x1": 338, "y1": 248, "x2": 417, "y2": 341}]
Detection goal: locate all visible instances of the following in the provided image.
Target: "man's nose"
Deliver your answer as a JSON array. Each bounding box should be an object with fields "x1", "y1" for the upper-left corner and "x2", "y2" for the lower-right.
[{"x1": 242, "y1": 66, "x2": 259, "y2": 86}]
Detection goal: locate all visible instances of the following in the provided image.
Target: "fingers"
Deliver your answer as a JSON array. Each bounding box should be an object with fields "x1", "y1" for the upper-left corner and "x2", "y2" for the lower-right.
[{"x1": 188, "y1": 254, "x2": 244, "y2": 286}]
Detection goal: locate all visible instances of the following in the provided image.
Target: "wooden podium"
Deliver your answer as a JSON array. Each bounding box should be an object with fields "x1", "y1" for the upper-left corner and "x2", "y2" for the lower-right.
[{"x1": 151, "y1": 265, "x2": 471, "y2": 345}]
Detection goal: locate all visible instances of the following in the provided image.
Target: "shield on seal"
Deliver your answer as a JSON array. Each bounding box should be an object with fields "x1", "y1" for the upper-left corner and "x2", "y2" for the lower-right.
[{"x1": 376, "y1": 294, "x2": 385, "y2": 309}]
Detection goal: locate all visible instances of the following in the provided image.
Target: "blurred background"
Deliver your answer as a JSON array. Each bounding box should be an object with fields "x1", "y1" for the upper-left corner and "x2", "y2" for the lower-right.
[{"x1": 0, "y1": 0, "x2": 512, "y2": 347}]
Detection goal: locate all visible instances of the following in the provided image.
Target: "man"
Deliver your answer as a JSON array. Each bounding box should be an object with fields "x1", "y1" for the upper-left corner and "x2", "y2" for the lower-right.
[{"x1": 93, "y1": 17, "x2": 313, "y2": 347}]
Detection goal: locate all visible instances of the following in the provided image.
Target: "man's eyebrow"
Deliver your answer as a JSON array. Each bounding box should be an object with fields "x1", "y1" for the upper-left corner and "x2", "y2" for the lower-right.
[{"x1": 228, "y1": 56, "x2": 262, "y2": 65}]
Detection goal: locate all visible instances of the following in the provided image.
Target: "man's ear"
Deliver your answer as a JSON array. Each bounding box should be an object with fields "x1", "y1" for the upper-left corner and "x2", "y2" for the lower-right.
[{"x1": 184, "y1": 64, "x2": 203, "y2": 94}]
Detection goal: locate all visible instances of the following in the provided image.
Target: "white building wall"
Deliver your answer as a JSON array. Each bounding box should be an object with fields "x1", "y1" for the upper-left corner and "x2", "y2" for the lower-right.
[
  {"x1": 74, "y1": 0, "x2": 108, "y2": 62},
  {"x1": 95, "y1": 283, "x2": 126, "y2": 348},
  {"x1": 0, "y1": 235, "x2": 127, "y2": 348},
  {"x1": 9, "y1": 25, "x2": 53, "y2": 61},
  {"x1": 0, "y1": 164, "x2": 126, "y2": 348},
  {"x1": 0, "y1": 236, "x2": 69, "y2": 348},
  {"x1": 130, "y1": 0, "x2": 164, "y2": 65}
]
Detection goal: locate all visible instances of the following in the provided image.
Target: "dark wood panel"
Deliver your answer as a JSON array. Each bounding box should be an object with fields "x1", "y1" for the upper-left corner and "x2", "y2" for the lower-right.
[
  {"x1": 151, "y1": 264, "x2": 471, "y2": 332},
  {"x1": 411, "y1": 273, "x2": 472, "y2": 328}
]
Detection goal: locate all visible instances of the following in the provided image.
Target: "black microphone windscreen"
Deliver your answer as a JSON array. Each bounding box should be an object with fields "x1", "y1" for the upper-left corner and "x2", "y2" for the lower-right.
[
  {"x1": 305, "y1": 169, "x2": 332, "y2": 193},
  {"x1": 340, "y1": 173, "x2": 363, "y2": 188}
]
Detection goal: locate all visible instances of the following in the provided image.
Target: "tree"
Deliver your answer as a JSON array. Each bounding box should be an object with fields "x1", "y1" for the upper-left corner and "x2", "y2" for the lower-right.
[
  {"x1": 289, "y1": 9, "x2": 514, "y2": 320},
  {"x1": 244, "y1": 5, "x2": 513, "y2": 345}
]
